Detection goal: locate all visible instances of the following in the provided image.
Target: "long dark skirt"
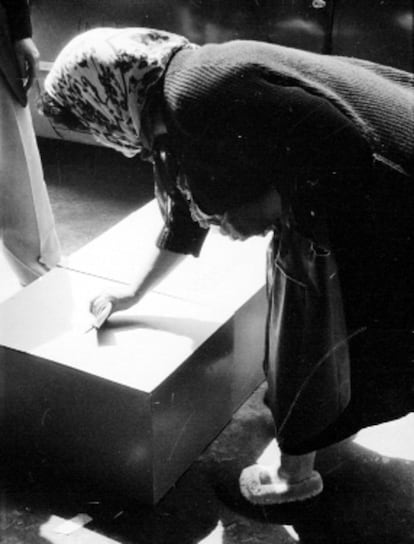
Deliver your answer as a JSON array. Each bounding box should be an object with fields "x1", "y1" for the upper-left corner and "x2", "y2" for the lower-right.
[{"x1": 265, "y1": 161, "x2": 414, "y2": 455}]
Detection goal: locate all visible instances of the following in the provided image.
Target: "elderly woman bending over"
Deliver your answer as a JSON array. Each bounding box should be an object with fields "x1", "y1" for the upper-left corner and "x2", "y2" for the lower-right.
[{"x1": 39, "y1": 27, "x2": 414, "y2": 505}]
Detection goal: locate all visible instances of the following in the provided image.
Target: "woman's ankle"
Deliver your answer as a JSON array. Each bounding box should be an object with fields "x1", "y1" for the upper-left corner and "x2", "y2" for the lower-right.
[{"x1": 277, "y1": 451, "x2": 316, "y2": 483}]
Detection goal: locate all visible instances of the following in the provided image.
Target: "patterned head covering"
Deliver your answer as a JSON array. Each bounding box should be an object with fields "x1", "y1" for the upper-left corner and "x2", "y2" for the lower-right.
[{"x1": 44, "y1": 27, "x2": 195, "y2": 157}]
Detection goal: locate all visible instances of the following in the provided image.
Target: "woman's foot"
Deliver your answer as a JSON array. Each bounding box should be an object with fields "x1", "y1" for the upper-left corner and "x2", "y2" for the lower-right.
[{"x1": 239, "y1": 451, "x2": 323, "y2": 505}]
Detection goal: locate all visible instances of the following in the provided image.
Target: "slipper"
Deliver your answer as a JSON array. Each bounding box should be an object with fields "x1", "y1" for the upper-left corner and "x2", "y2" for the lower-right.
[{"x1": 239, "y1": 464, "x2": 323, "y2": 505}]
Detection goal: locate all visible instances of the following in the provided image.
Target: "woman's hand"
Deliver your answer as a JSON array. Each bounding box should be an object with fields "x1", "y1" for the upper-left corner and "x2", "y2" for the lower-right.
[
  {"x1": 89, "y1": 246, "x2": 186, "y2": 327},
  {"x1": 89, "y1": 286, "x2": 138, "y2": 324},
  {"x1": 219, "y1": 186, "x2": 282, "y2": 240},
  {"x1": 14, "y1": 38, "x2": 40, "y2": 92}
]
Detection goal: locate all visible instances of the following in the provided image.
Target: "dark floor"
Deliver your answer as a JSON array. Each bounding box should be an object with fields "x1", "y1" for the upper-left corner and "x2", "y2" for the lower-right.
[{"x1": 1, "y1": 138, "x2": 414, "y2": 544}]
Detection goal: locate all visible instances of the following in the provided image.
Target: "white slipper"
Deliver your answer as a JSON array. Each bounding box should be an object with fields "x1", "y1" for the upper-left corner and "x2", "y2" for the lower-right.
[{"x1": 239, "y1": 464, "x2": 323, "y2": 505}]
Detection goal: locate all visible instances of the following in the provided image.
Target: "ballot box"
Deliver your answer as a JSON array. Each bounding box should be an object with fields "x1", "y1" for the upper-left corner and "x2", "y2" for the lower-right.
[{"x1": 0, "y1": 204, "x2": 269, "y2": 503}]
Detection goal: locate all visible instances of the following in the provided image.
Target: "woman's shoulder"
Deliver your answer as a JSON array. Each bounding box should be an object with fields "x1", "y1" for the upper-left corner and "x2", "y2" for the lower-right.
[
  {"x1": 162, "y1": 44, "x2": 239, "y2": 131},
  {"x1": 165, "y1": 42, "x2": 248, "y2": 94},
  {"x1": 167, "y1": 40, "x2": 287, "y2": 78},
  {"x1": 163, "y1": 40, "x2": 281, "y2": 130}
]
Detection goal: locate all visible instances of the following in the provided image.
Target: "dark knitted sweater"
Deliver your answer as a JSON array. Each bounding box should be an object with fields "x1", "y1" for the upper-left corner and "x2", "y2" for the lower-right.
[
  {"x1": 154, "y1": 42, "x2": 414, "y2": 452},
  {"x1": 155, "y1": 41, "x2": 414, "y2": 256}
]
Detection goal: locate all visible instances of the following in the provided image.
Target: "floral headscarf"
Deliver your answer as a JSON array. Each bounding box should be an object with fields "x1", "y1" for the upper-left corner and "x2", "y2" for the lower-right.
[{"x1": 44, "y1": 27, "x2": 196, "y2": 157}]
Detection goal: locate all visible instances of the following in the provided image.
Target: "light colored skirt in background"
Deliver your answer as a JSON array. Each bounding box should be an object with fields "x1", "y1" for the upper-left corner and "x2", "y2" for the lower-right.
[{"x1": 0, "y1": 73, "x2": 60, "y2": 285}]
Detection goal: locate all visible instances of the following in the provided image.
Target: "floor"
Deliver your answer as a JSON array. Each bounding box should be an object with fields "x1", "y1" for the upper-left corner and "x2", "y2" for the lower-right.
[{"x1": 1, "y1": 139, "x2": 413, "y2": 544}]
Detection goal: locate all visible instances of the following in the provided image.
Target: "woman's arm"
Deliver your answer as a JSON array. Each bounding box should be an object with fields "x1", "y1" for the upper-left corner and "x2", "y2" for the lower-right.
[
  {"x1": 89, "y1": 135, "x2": 206, "y2": 326},
  {"x1": 89, "y1": 245, "x2": 186, "y2": 323}
]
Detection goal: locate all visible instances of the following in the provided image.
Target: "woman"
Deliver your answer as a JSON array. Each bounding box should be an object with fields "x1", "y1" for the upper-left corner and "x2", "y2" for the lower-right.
[{"x1": 39, "y1": 27, "x2": 414, "y2": 505}]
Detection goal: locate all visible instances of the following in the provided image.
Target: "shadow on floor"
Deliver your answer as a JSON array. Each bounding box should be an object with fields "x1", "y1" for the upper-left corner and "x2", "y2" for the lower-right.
[{"x1": 2, "y1": 385, "x2": 414, "y2": 544}]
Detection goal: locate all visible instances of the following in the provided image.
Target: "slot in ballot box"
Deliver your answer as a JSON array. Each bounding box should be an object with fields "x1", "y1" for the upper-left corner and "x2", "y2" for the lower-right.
[{"x1": 0, "y1": 202, "x2": 269, "y2": 503}]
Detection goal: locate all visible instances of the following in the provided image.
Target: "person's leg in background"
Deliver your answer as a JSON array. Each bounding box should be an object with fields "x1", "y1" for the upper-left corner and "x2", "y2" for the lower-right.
[{"x1": 0, "y1": 72, "x2": 61, "y2": 285}]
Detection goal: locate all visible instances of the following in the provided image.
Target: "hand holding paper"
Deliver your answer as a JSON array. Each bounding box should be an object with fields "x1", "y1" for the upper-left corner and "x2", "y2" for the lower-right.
[{"x1": 92, "y1": 302, "x2": 113, "y2": 329}]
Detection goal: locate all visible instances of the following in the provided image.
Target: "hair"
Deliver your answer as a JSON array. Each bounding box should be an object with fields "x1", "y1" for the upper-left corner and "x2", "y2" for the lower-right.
[{"x1": 37, "y1": 92, "x2": 87, "y2": 133}]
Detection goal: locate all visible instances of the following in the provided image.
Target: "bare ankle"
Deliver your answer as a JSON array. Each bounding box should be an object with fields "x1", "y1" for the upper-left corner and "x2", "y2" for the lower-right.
[{"x1": 278, "y1": 451, "x2": 316, "y2": 482}]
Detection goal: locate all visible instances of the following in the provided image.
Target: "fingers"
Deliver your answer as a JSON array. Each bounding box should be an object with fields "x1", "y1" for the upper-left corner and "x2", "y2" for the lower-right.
[
  {"x1": 24, "y1": 54, "x2": 37, "y2": 92},
  {"x1": 89, "y1": 295, "x2": 114, "y2": 329},
  {"x1": 14, "y1": 39, "x2": 39, "y2": 92},
  {"x1": 90, "y1": 294, "x2": 113, "y2": 318},
  {"x1": 15, "y1": 51, "x2": 27, "y2": 81},
  {"x1": 93, "y1": 302, "x2": 113, "y2": 329},
  {"x1": 89, "y1": 287, "x2": 136, "y2": 325}
]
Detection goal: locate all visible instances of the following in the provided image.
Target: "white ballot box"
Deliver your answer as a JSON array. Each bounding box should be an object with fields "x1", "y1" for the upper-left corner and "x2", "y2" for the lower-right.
[{"x1": 0, "y1": 203, "x2": 269, "y2": 504}]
